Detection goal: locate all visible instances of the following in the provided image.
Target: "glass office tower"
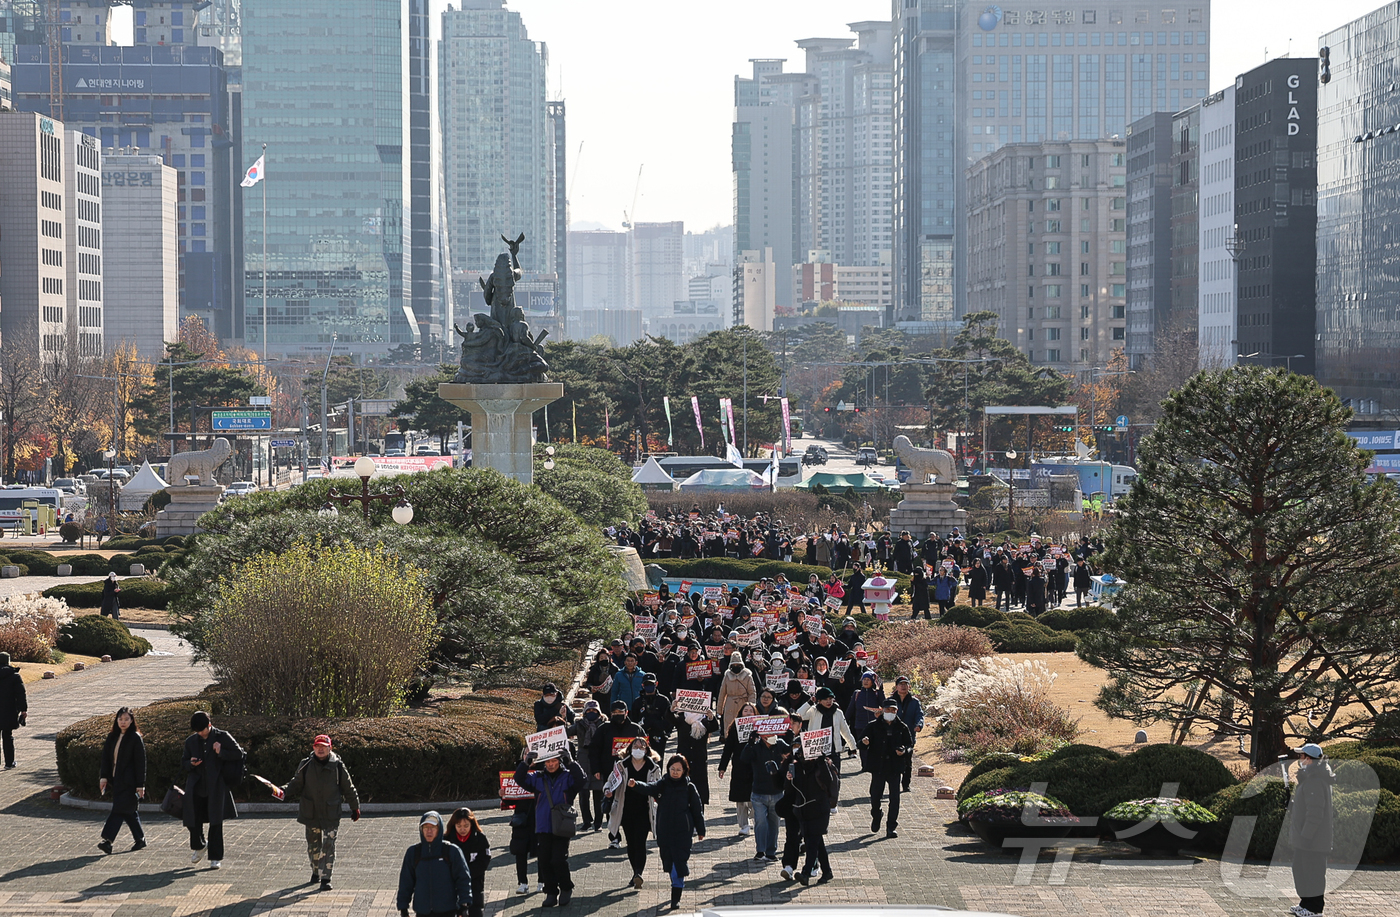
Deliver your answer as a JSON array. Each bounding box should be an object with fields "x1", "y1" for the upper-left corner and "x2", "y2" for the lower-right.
[{"x1": 240, "y1": 0, "x2": 413, "y2": 356}]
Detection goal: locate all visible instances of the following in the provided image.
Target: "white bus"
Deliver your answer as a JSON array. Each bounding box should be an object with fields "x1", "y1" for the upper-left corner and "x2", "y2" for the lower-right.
[{"x1": 0, "y1": 487, "x2": 63, "y2": 529}]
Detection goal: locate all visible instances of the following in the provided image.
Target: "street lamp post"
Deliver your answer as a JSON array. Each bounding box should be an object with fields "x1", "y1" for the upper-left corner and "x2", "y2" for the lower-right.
[
  {"x1": 1005, "y1": 449, "x2": 1018, "y2": 531},
  {"x1": 320, "y1": 456, "x2": 414, "y2": 523},
  {"x1": 103, "y1": 448, "x2": 116, "y2": 533}
]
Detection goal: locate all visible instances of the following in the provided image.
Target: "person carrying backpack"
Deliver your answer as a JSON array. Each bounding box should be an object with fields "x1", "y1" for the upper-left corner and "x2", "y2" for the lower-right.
[{"x1": 396, "y1": 811, "x2": 473, "y2": 917}]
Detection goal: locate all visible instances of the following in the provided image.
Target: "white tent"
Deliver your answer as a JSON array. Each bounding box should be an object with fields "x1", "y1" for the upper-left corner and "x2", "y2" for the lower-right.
[
  {"x1": 631, "y1": 457, "x2": 676, "y2": 491},
  {"x1": 676, "y1": 468, "x2": 768, "y2": 492},
  {"x1": 119, "y1": 460, "x2": 169, "y2": 511}
]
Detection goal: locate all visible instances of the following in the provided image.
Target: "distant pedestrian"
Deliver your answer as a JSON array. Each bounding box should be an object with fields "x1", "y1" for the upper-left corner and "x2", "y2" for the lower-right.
[
  {"x1": 909, "y1": 566, "x2": 930, "y2": 620},
  {"x1": 631, "y1": 755, "x2": 706, "y2": 910},
  {"x1": 1073, "y1": 560, "x2": 1094, "y2": 607},
  {"x1": 182, "y1": 711, "x2": 244, "y2": 869},
  {"x1": 0, "y1": 651, "x2": 26, "y2": 769},
  {"x1": 396, "y1": 811, "x2": 473, "y2": 917},
  {"x1": 96, "y1": 706, "x2": 146, "y2": 853},
  {"x1": 1287, "y1": 744, "x2": 1335, "y2": 917},
  {"x1": 275, "y1": 735, "x2": 360, "y2": 890},
  {"x1": 445, "y1": 808, "x2": 491, "y2": 917},
  {"x1": 99, "y1": 573, "x2": 121, "y2": 619},
  {"x1": 932, "y1": 568, "x2": 960, "y2": 615}
]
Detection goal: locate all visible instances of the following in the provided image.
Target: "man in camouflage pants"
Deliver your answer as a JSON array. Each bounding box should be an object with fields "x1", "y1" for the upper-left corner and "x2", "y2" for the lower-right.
[{"x1": 277, "y1": 735, "x2": 361, "y2": 891}]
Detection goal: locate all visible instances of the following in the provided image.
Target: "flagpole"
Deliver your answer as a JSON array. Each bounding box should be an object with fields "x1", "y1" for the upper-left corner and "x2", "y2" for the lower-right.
[{"x1": 261, "y1": 142, "x2": 268, "y2": 365}]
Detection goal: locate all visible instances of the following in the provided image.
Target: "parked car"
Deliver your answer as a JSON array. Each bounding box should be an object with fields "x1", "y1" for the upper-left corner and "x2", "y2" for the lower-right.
[
  {"x1": 385, "y1": 449, "x2": 407, "y2": 457},
  {"x1": 52, "y1": 478, "x2": 85, "y2": 496},
  {"x1": 856, "y1": 446, "x2": 879, "y2": 466},
  {"x1": 414, "y1": 445, "x2": 441, "y2": 455}
]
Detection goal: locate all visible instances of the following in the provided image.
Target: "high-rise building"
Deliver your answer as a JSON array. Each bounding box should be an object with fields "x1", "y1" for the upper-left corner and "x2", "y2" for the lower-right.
[
  {"x1": 64, "y1": 129, "x2": 102, "y2": 357},
  {"x1": 8, "y1": 3, "x2": 238, "y2": 341},
  {"x1": 893, "y1": 1, "x2": 1212, "y2": 325},
  {"x1": 795, "y1": 22, "x2": 894, "y2": 268},
  {"x1": 733, "y1": 59, "x2": 811, "y2": 317},
  {"x1": 101, "y1": 151, "x2": 178, "y2": 360},
  {"x1": 739, "y1": 247, "x2": 777, "y2": 331},
  {"x1": 0, "y1": 110, "x2": 79, "y2": 357},
  {"x1": 440, "y1": 0, "x2": 553, "y2": 277},
  {"x1": 406, "y1": 0, "x2": 448, "y2": 348},
  {"x1": 1124, "y1": 112, "x2": 1172, "y2": 367},
  {"x1": 548, "y1": 100, "x2": 566, "y2": 334},
  {"x1": 240, "y1": 0, "x2": 419, "y2": 356},
  {"x1": 1233, "y1": 58, "x2": 1317, "y2": 377},
  {"x1": 1317, "y1": 7, "x2": 1399, "y2": 410},
  {"x1": 567, "y1": 229, "x2": 628, "y2": 315},
  {"x1": 574, "y1": 308, "x2": 641, "y2": 347},
  {"x1": 0, "y1": 52, "x2": 11, "y2": 110},
  {"x1": 1168, "y1": 104, "x2": 1200, "y2": 361},
  {"x1": 629, "y1": 221, "x2": 684, "y2": 322},
  {"x1": 1197, "y1": 85, "x2": 1235, "y2": 368},
  {"x1": 965, "y1": 138, "x2": 1128, "y2": 374}
]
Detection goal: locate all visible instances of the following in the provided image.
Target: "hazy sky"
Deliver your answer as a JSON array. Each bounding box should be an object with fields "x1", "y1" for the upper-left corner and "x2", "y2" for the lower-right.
[{"x1": 113, "y1": 0, "x2": 1390, "y2": 233}]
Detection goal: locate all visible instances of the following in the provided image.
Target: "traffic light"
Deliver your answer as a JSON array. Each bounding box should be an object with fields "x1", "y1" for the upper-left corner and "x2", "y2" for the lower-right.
[
  {"x1": 1054, "y1": 424, "x2": 1074, "y2": 433},
  {"x1": 1097, "y1": 425, "x2": 1117, "y2": 433},
  {"x1": 824, "y1": 407, "x2": 831, "y2": 413},
  {"x1": 852, "y1": 406, "x2": 861, "y2": 414}
]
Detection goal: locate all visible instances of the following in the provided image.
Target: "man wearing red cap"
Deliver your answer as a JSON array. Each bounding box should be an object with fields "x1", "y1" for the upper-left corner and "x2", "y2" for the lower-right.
[{"x1": 277, "y1": 735, "x2": 361, "y2": 891}]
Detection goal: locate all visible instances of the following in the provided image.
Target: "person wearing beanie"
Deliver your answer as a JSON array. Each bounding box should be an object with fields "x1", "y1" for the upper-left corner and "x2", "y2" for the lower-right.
[
  {"x1": 797, "y1": 686, "x2": 857, "y2": 777},
  {"x1": 861, "y1": 698, "x2": 914, "y2": 839},
  {"x1": 717, "y1": 650, "x2": 757, "y2": 735},
  {"x1": 275, "y1": 734, "x2": 361, "y2": 890},
  {"x1": 181, "y1": 711, "x2": 244, "y2": 869},
  {"x1": 847, "y1": 671, "x2": 886, "y2": 773},
  {"x1": 1287, "y1": 744, "x2": 1335, "y2": 917},
  {"x1": 533, "y1": 683, "x2": 574, "y2": 732},
  {"x1": 566, "y1": 700, "x2": 607, "y2": 832},
  {"x1": 0, "y1": 651, "x2": 26, "y2": 769},
  {"x1": 396, "y1": 810, "x2": 473, "y2": 917}
]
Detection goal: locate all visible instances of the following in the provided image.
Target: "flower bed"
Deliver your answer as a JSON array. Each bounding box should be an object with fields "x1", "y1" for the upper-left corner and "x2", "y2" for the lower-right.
[{"x1": 958, "y1": 787, "x2": 1080, "y2": 849}]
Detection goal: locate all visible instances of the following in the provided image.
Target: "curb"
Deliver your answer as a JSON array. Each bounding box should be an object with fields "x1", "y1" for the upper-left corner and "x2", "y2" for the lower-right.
[
  {"x1": 59, "y1": 792, "x2": 501, "y2": 815},
  {"x1": 125, "y1": 621, "x2": 171, "y2": 632}
]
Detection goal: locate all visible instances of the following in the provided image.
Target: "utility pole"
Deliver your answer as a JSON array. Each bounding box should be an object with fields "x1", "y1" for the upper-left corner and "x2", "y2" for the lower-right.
[
  {"x1": 320, "y1": 334, "x2": 337, "y2": 467},
  {"x1": 742, "y1": 336, "x2": 748, "y2": 455}
]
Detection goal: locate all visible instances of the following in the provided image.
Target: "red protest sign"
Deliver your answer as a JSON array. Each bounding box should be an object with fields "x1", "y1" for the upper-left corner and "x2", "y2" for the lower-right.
[
  {"x1": 686, "y1": 660, "x2": 714, "y2": 681},
  {"x1": 499, "y1": 771, "x2": 534, "y2": 808}
]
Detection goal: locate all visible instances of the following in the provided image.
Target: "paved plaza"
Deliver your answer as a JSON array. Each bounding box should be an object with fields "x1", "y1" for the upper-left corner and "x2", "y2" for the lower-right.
[{"x1": 0, "y1": 642, "x2": 1395, "y2": 916}]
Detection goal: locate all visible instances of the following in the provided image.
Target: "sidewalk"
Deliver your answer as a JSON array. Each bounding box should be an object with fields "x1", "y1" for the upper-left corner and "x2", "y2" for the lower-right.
[{"x1": 0, "y1": 646, "x2": 1396, "y2": 916}]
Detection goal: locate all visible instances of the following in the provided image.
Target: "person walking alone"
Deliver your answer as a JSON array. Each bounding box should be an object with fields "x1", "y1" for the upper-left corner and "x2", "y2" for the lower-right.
[
  {"x1": 630, "y1": 755, "x2": 706, "y2": 910},
  {"x1": 445, "y1": 808, "x2": 491, "y2": 917},
  {"x1": 396, "y1": 811, "x2": 473, "y2": 917},
  {"x1": 1287, "y1": 744, "x2": 1335, "y2": 917},
  {"x1": 97, "y1": 706, "x2": 146, "y2": 853},
  {"x1": 274, "y1": 734, "x2": 360, "y2": 890},
  {"x1": 0, "y1": 652, "x2": 26, "y2": 770},
  {"x1": 861, "y1": 698, "x2": 913, "y2": 838},
  {"x1": 182, "y1": 711, "x2": 243, "y2": 869},
  {"x1": 99, "y1": 573, "x2": 121, "y2": 620}
]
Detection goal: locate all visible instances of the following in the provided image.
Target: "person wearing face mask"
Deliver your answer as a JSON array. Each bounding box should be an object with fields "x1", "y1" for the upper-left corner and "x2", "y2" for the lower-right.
[
  {"x1": 533, "y1": 683, "x2": 574, "y2": 732},
  {"x1": 630, "y1": 755, "x2": 707, "y2": 910},
  {"x1": 630, "y1": 673, "x2": 675, "y2": 757},
  {"x1": 785, "y1": 739, "x2": 839, "y2": 885},
  {"x1": 861, "y1": 698, "x2": 913, "y2": 838},
  {"x1": 512, "y1": 746, "x2": 588, "y2": 908},
  {"x1": 890, "y1": 677, "x2": 925, "y2": 792},
  {"x1": 591, "y1": 702, "x2": 642, "y2": 849},
  {"x1": 797, "y1": 687, "x2": 857, "y2": 772},
  {"x1": 717, "y1": 701, "x2": 758, "y2": 837},
  {"x1": 567, "y1": 701, "x2": 607, "y2": 832},
  {"x1": 671, "y1": 697, "x2": 719, "y2": 805},
  {"x1": 603, "y1": 738, "x2": 660, "y2": 891},
  {"x1": 740, "y1": 732, "x2": 788, "y2": 862},
  {"x1": 1287, "y1": 744, "x2": 1335, "y2": 917},
  {"x1": 717, "y1": 651, "x2": 757, "y2": 734},
  {"x1": 847, "y1": 671, "x2": 885, "y2": 772},
  {"x1": 395, "y1": 811, "x2": 473, "y2": 917},
  {"x1": 586, "y1": 650, "x2": 618, "y2": 708}
]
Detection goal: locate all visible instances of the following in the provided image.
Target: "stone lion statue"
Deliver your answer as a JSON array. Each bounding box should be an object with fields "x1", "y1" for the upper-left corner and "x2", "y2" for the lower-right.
[
  {"x1": 893, "y1": 435, "x2": 956, "y2": 485},
  {"x1": 167, "y1": 437, "x2": 233, "y2": 486}
]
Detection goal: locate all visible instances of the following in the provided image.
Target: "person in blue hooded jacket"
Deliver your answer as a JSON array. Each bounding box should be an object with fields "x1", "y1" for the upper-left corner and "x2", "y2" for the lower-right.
[
  {"x1": 396, "y1": 811, "x2": 473, "y2": 917},
  {"x1": 514, "y1": 745, "x2": 588, "y2": 908}
]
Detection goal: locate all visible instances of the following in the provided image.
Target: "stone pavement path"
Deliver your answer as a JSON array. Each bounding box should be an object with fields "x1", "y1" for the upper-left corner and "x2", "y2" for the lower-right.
[{"x1": 0, "y1": 648, "x2": 1396, "y2": 916}]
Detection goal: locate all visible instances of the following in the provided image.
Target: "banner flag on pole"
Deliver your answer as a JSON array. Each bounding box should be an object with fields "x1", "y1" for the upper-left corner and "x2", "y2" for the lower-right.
[
  {"x1": 691, "y1": 395, "x2": 704, "y2": 449},
  {"x1": 726, "y1": 442, "x2": 745, "y2": 468},
  {"x1": 605, "y1": 405, "x2": 610, "y2": 449},
  {"x1": 780, "y1": 397, "x2": 791, "y2": 454},
  {"x1": 241, "y1": 154, "x2": 265, "y2": 187},
  {"x1": 663, "y1": 396, "x2": 674, "y2": 446},
  {"x1": 725, "y1": 398, "x2": 738, "y2": 447},
  {"x1": 718, "y1": 397, "x2": 730, "y2": 445}
]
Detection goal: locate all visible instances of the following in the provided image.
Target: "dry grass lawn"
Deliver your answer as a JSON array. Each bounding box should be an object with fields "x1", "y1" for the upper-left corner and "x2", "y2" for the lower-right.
[
  {"x1": 72, "y1": 607, "x2": 172, "y2": 627},
  {"x1": 15, "y1": 652, "x2": 103, "y2": 684}
]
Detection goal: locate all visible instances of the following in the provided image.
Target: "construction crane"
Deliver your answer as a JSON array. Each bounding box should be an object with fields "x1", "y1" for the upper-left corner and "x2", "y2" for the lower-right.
[{"x1": 621, "y1": 164, "x2": 644, "y2": 230}]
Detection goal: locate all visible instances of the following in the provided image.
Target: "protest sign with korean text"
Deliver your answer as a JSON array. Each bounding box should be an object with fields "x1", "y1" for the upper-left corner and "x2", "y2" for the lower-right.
[
  {"x1": 801, "y1": 727, "x2": 833, "y2": 758},
  {"x1": 525, "y1": 726, "x2": 568, "y2": 762},
  {"x1": 674, "y1": 689, "x2": 713, "y2": 714}
]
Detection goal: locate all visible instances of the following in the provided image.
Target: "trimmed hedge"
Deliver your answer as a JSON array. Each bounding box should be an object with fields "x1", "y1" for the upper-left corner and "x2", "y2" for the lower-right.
[
  {"x1": 941, "y1": 604, "x2": 1009, "y2": 628},
  {"x1": 55, "y1": 690, "x2": 536, "y2": 803},
  {"x1": 0, "y1": 549, "x2": 185, "y2": 578},
  {"x1": 57, "y1": 615, "x2": 151, "y2": 659},
  {"x1": 1038, "y1": 605, "x2": 1117, "y2": 633},
  {"x1": 43, "y1": 578, "x2": 177, "y2": 610},
  {"x1": 983, "y1": 618, "x2": 1079, "y2": 652},
  {"x1": 957, "y1": 743, "x2": 1236, "y2": 818},
  {"x1": 1325, "y1": 741, "x2": 1400, "y2": 762},
  {"x1": 1201, "y1": 779, "x2": 1400, "y2": 861}
]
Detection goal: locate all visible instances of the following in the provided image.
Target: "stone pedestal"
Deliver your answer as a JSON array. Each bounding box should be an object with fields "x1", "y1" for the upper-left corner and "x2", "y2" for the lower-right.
[
  {"x1": 155, "y1": 485, "x2": 224, "y2": 537},
  {"x1": 437, "y1": 382, "x2": 564, "y2": 484},
  {"x1": 887, "y1": 482, "x2": 968, "y2": 538}
]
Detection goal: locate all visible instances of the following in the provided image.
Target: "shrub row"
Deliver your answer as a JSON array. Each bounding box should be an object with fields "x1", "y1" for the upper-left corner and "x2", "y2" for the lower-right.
[
  {"x1": 57, "y1": 616, "x2": 151, "y2": 659},
  {"x1": 0, "y1": 550, "x2": 183, "y2": 578},
  {"x1": 43, "y1": 578, "x2": 177, "y2": 610},
  {"x1": 935, "y1": 604, "x2": 1116, "y2": 653},
  {"x1": 56, "y1": 690, "x2": 536, "y2": 803}
]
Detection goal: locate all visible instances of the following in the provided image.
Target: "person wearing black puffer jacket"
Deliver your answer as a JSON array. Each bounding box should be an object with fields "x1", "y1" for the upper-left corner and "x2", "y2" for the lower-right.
[
  {"x1": 631, "y1": 755, "x2": 706, "y2": 910},
  {"x1": 396, "y1": 811, "x2": 473, "y2": 917},
  {"x1": 630, "y1": 676, "x2": 675, "y2": 758},
  {"x1": 0, "y1": 651, "x2": 27, "y2": 770},
  {"x1": 861, "y1": 697, "x2": 914, "y2": 839},
  {"x1": 97, "y1": 707, "x2": 146, "y2": 854},
  {"x1": 445, "y1": 808, "x2": 491, "y2": 917},
  {"x1": 533, "y1": 683, "x2": 574, "y2": 731}
]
